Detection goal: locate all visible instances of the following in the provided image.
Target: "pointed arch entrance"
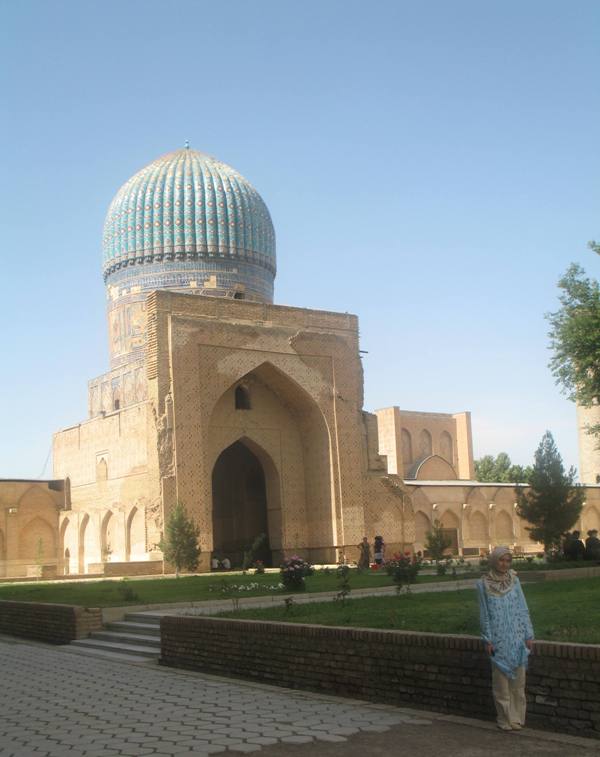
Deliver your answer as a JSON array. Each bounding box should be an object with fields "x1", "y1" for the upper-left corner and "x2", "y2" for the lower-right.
[
  {"x1": 212, "y1": 440, "x2": 274, "y2": 566},
  {"x1": 208, "y1": 360, "x2": 335, "y2": 564}
]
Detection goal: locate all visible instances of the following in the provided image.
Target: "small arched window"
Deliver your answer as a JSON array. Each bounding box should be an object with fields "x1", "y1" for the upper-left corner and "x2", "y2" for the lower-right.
[{"x1": 235, "y1": 385, "x2": 251, "y2": 410}]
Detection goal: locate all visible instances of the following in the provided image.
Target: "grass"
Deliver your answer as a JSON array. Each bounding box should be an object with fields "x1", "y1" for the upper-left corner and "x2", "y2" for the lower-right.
[
  {"x1": 216, "y1": 577, "x2": 600, "y2": 645},
  {"x1": 0, "y1": 562, "x2": 595, "y2": 612},
  {"x1": 0, "y1": 567, "x2": 480, "y2": 607},
  {"x1": 0, "y1": 568, "x2": 399, "y2": 607}
]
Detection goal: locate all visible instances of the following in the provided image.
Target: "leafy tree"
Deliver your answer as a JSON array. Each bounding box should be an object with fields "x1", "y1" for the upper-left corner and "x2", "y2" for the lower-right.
[
  {"x1": 424, "y1": 520, "x2": 451, "y2": 563},
  {"x1": 159, "y1": 501, "x2": 201, "y2": 577},
  {"x1": 474, "y1": 452, "x2": 532, "y2": 483},
  {"x1": 515, "y1": 431, "x2": 584, "y2": 552},
  {"x1": 547, "y1": 246, "x2": 600, "y2": 436}
]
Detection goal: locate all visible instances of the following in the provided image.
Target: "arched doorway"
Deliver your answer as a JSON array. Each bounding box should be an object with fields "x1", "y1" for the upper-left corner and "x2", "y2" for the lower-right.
[
  {"x1": 212, "y1": 441, "x2": 272, "y2": 567},
  {"x1": 78, "y1": 514, "x2": 89, "y2": 574}
]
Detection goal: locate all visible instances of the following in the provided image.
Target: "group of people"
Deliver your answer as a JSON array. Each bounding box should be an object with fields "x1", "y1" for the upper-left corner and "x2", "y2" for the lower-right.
[
  {"x1": 563, "y1": 529, "x2": 600, "y2": 561},
  {"x1": 210, "y1": 556, "x2": 231, "y2": 571},
  {"x1": 357, "y1": 535, "x2": 385, "y2": 569}
]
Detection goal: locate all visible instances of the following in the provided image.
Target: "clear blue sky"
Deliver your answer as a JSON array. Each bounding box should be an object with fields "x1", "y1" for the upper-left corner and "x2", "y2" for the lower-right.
[{"x1": 1, "y1": 0, "x2": 599, "y2": 479}]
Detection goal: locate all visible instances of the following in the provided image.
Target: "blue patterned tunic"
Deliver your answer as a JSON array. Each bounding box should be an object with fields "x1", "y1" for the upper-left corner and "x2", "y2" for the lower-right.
[{"x1": 476, "y1": 577, "x2": 534, "y2": 678}]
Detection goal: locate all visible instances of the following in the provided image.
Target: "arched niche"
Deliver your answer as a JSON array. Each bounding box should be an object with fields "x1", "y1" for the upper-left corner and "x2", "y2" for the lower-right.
[
  {"x1": 96, "y1": 458, "x2": 108, "y2": 482},
  {"x1": 126, "y1": 506, "x2": 146, "y2": 561},
  {"x1": 439, "y1": 509, "x2": 459, "y2": 555},
  {"x1": 100, "y1": 511, "x2": 115, "y2": 562},
  {"x1": 495, "y1": 509, "x2": 514, "y2": 542},
  {"x1": 78, "y1": 513, "x2": 90, "y2": 574},
  {"x1": 414, "y1": 511, "x2": 431, "y2": 545},
  {"x1": 440, "y1": 431, "x2": 453, "y2": 463},
  {"x1": 208, "y1": 361, "x2": 334, "y2": 561},
  {"x1": 59, "y1": 517, "x2": 73, "y2": 575},
  {"x1": 401, "y1": 428, "x2": 413, "y2": 465},
  {"x1": 234, "y1": 385, "x2": 251, "y2": 410},
  {"x1": 469, "y1": 510, "x2": 489, "y2": 542},
  {"x1": 18, "y1": 517, "x2": 56, "y2": 561},
  {"x1": 418, "y1": 429, "x2": 433, "y2": 458},
  {"x1": 212, "y1": 439, "x2": 275, "y2": 566}
]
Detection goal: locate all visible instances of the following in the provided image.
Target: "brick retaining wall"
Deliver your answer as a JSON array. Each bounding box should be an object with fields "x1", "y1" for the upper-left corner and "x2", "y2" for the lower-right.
[
  {"x1": 0, "y1": 601, "x2": 103, "y2": 644},
  {"x1": 161, "y1": 616, "x2": 600, "y2": 739},
  {"x1": 87, "y1": 561, "x2": 164, "y2": 577}
]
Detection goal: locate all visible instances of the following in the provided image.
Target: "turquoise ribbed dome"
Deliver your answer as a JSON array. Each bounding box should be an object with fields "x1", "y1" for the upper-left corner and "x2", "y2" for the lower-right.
[{"x1": 102, "y1": 147, "x2": 276, "y2": 281}]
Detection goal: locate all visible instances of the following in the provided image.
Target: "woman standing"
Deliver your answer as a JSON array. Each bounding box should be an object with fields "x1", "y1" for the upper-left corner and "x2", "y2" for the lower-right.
[
  {"x1": 373, "y1": 535, "x2": 385, "y2": 566},
  {"x1": 357, "y1": 537, "x2": 371, "y2": 570},
  {"x1": 477, "y1": 546, "x2": 534, "y2": 731}
]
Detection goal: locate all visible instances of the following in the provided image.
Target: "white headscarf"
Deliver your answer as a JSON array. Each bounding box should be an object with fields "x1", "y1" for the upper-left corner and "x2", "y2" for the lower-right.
[{"x1": 483, "y1": 545, "x2": 516, "y2": 596}]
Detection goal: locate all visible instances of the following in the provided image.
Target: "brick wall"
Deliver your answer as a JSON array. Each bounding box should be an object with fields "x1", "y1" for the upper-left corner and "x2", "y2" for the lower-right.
[
  {"x1": 0, "y1": 601, "x2": 102, "y2": 644},
  {"x1": 160, "y1": 616, "x2": 600, "y2": 739},
  {"x1": 87, "y1": 561, "x2": 163, "y2": 577}
]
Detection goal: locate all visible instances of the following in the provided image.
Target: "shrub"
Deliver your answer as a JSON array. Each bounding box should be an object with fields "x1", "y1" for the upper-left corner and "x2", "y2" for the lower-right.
[
  {"x1": 159, "y1": 501, "x2": 201, "y2": 577},
  {"x1": 242, "y1": 533, "x2": 268, "y2": 571},
  {"x1": 334, "y1": 563, "x2": 351, "y2": 603},
  {"x1": 117, "y1": 579, "x2": 139, "y2": 602},
  {"x1": 280, "y1": 555, "x2": 313, "y2": 590},
  {"x1": 385, "y1": 552, "x2": 421, "y2": 593}
]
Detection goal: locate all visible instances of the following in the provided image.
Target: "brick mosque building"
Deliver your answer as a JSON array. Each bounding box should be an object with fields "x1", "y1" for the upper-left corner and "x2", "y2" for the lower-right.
[{"x1": 2, "y1": 147, "x2": 599, "y2": 577}]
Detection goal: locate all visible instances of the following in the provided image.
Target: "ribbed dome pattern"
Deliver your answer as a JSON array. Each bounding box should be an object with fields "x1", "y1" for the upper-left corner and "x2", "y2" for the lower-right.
[{"x1": 102, "y1": 148, "x2": 276, "y2": 281}]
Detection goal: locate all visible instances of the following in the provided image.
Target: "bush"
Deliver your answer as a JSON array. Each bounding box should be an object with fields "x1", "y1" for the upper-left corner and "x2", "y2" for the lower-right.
[
  {"x1": 280, "y1": 555, "x2": 314, "y2": 590},
  {"x1": 242, "y1": 533, "x2": 268, "y2": 571},
  {"x1": 159, "y1": 501, "x2": 201, "y2": 576},
  {"x1": 117, "y1": 579, "x2": 139, "y2": 602},
  {"x1": 385, "y1": 553, "x2": 421, "y2": 592}
]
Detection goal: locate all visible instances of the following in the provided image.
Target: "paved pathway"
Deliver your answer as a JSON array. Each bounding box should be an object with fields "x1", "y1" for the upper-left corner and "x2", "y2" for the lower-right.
[{"x1": 1, "y1": 636, "x2": 599, "y2": 757}]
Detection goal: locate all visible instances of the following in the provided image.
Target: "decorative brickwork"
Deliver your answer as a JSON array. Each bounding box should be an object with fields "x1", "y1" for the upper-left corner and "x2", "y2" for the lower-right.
[
  {"x1": 0, "y1": 600, "x2": 102, "y2": 644},
  {"x1": 160, "y1": 616, "x2": 600, "y2": 740}
]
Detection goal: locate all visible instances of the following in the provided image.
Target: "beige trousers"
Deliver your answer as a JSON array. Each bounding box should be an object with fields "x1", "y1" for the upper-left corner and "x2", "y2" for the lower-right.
[{"x1": 492, "y1": 665, "x2": 527, "y2": 727}]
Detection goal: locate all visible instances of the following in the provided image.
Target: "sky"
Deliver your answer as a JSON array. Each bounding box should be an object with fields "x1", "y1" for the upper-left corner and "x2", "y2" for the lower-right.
[{"x1": 1, "y1": 0, "x2": 599, "y2": 479}]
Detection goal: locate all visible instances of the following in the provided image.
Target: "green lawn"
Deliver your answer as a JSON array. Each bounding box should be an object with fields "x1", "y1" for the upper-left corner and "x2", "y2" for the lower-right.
[
  {"x1": 216, "y1": 577, "x2": 600, "y2": 645},
  {"x1": 0, "y1": 564, "x2": 595, "y2": 619},
  {"x1": 0, "y1": 568, "x2": 402, "y2": 607}
]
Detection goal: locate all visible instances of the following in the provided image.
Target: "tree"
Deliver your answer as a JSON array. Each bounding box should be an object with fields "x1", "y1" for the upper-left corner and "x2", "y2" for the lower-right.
[
  {"x1": 515, "y1": 431, "x2": 584, "y2": 552},
  {"x1": 474, "y1": 452, "x2": 532, "y2": 483},
  {"x1": 242, "y1": 532, "x2": 268, "y2": 570},
  {"x1": 159, "y1": 501, "x2": 201, "y2": 576},
  {"x1": 424, "y1": 520, "x2": 451, "y2": 563},
  {"x1": 547, "y1": 246, "x2": 600, "y2": 436}
]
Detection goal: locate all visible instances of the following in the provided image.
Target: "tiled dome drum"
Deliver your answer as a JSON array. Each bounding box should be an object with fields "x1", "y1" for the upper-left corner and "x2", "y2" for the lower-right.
[{"x1": 102, "y1": 148, "x2": 276, "y2": 302}]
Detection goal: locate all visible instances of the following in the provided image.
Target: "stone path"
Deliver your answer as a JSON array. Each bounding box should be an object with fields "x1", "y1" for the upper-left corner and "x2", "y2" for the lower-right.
[
  {"x1": 0, "y1": 637, "x2": 422, "y2": 756},
  {"x1": 1, "y1": 636, "x2": 599, "y2": 757}
]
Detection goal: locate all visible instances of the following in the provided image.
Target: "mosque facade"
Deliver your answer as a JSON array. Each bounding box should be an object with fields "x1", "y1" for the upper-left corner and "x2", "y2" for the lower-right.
[{"x1": 2, "y1": 147, "x2": 600, "y2": 578}]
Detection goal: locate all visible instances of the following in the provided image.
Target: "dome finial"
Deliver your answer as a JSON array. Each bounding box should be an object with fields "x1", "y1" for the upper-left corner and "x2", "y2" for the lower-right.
[{"x1": 184, "y1": 140, "x2": 190, "y2": 150}]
